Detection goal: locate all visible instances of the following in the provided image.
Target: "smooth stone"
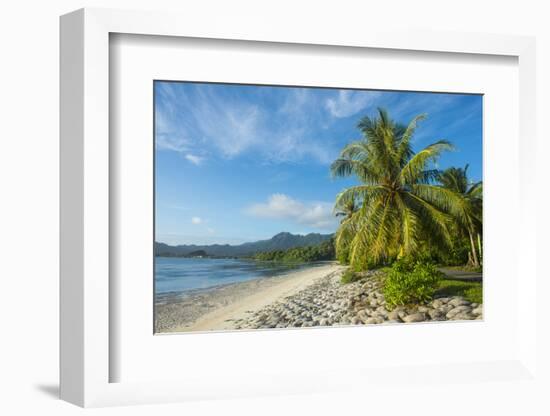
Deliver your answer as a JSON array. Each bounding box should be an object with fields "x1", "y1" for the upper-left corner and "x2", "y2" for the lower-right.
[
  {"x1": 446, "y1": 305, "x2": 472, "y2": 319},
  {"x1": 398, "y1": 310, "x2": 409, "y2": 319},
  {"x1": 402, "y1": 313, "x2": 426, "y2": 323},
  {"x1": 472, "y1": 306, "x2": 483, "y2": 315},
  {"x1": 356, "y1": 310, "x2": 369, "y2": 323},
  {"x1": 438, "y1": 304, "x2": 455, "y2": 314},
  {"x1": 451, "y1": 312, "x2": 476, "y2": 320},
  {"x1": 449, "y1": 298, "x2": 470, "y2": 307},
  {"x1": 388, "y1": 310, "x2": 401, "y2": 321},
  {"x1": 428, "y1": 309, "x2": 446, "y2": 320}
]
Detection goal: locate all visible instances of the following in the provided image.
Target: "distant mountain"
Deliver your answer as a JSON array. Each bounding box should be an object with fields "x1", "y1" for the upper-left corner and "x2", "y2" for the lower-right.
[{"x1": 155, "y1": 232, "x2": 333, "y2": 258}]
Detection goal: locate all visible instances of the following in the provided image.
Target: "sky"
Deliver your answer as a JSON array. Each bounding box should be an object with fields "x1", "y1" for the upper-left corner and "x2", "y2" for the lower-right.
[{"x1": 155, "y1": 81, "x2": 482, "y2": 246}]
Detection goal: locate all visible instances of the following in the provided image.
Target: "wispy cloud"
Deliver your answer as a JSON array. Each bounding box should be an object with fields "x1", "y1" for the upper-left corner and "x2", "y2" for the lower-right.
[
  {"x1": 325, "y1": 90, "x2": 381, "y2": 118},
  {"x1": 191, "y1": 216, "x2": 203, "y2": 224},
  {"x1": 245, "y1": 193, "x2": 337, "y2": 230},
  {"x1": 184, "y1": 154, "x2": 204, "y2": 165},
  {"x1": 155, "y1": 83, "x2": 338, "y2": 165}
]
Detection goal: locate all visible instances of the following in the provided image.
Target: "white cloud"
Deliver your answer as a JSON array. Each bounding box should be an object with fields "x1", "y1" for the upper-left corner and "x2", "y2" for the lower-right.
[
  {"x1": 185, "y1": 153, "x2": 204, "y2": 165},
  {"x1": 155, "y1": 83, "x2": 338, "y2": 165},
  {"x1": 191, "y1": 216, "x2": 203, "y2": 224},
  {"x1": 156, "y1": 133, "x2": 189, "y2": 153},
  {"x1": 325, "y1": 90, "x2": 380, "y2": 118},
  {"x1": 246, "y1": 194, "x2": 337, "y2": 230}
]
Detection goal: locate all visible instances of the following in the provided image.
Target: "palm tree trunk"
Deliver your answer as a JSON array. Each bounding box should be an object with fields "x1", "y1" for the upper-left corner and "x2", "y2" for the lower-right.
[
  {"x1": 476, "y1": 233, "x2": 482, "y2": 266},
  {"x1": 468, "y1": 230, "x2": 479, "y2": 267}
]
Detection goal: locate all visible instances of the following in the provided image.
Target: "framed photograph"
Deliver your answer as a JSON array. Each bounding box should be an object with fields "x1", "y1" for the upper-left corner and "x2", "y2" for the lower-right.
[
  {"x1": 60, "y1": 8, "x2": 539, "y2": 408},
  {"x1": 152, "y1": 81, "x2": 484, "y2": 334}
]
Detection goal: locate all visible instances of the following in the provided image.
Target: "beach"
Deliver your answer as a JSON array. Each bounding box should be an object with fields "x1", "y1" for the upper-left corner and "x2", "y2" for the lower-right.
[
  {"x1": 155, "y1": 263, "x2": 345, "y2": 332},
  {"x1": 155, "y1": 263, "x2": 483, "y2": 333}
]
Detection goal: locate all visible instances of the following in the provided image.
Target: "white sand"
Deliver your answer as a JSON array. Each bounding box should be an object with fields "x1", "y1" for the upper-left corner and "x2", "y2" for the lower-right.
[{"x1": 157, "y1": 264, "x2": 344, "y2": 333}]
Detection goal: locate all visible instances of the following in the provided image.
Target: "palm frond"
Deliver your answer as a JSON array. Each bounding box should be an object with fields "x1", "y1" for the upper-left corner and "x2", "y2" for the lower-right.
[{"x1": 399, "y1": 140, "x2": 454, "y2": 185}]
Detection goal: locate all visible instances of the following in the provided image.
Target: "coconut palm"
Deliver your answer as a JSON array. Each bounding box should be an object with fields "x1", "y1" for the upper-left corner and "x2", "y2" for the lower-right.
[
  {"x1": 331, "y1": 108, "x2": 468, "y2": 269},
  {"x1": 438, "y1": 165, "x2": 482, "y2": 267},
  {"x1": 334, "y1": 197, "x2": 358, "y2": 222}
]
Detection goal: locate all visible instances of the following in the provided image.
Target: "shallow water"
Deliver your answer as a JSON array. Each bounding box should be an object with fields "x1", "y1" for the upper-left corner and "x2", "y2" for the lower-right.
[{"x1": 154, "y1": 257, "x2": 324, "y2": 295}]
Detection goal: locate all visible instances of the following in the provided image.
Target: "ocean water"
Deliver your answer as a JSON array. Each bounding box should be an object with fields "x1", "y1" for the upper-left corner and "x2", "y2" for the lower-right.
[{"x1": 155, "y1": 257, "x2": 323, "y2": 295}]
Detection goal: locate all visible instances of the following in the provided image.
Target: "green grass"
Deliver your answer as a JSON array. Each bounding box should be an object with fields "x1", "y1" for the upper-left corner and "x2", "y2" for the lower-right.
[
  {"x1": 443, "y1": 265, "x2": 483, "y2": 273},
  {"x1": 435, "y1": 279, "x2": 483, "y2": 304}
]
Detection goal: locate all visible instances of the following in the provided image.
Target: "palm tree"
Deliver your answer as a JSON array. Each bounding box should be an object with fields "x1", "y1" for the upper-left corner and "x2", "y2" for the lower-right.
[
  {"x1": 438, "y1": 165, "x2": 482, "y2": 267},
  {"x1": 331, "y1": 108, "x2": 467, "y2": 269},
  {"x1": 334, "y1": 197, "x2": 358, "y2": 223}
]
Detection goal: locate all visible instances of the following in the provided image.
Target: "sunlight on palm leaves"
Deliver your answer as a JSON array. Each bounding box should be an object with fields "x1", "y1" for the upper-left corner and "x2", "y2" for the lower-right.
[
  {"x1": 438, "y1": 165, "x2": 483, "y2": 266},
  {"x1": 331, "y1": 108, "x2": 458, "y2": 269}
]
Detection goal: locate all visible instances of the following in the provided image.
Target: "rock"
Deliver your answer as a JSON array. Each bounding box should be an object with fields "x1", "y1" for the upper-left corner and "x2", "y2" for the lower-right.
[
  {"x1": 375, "y1": 306, "x2": 389, "y2": 317},
  {"x1": 431, "y1": 299, "x2": 444, "y2": 308},
  {"x1": 451, "y1": 312, "x2": 476, "y2": 320},
  {"x1": 398, "y1": 310, "x2": 409, "y2": 319},
  {"x1": 387, "y1": 310, "x2": 401, "y2": 321},
  {"x1": 319, "y1": 318, "x2": 330, "y2": 326},
  {"x1": 471, "y1": 306, "x2": 483, "y2": 315},
  {"x1": 428, "y1": 309, "x2": 446, "y2": 320},
  {"x1": 417, "y1": 305, "x2": 430, "y2": 313},
  {"x1": 438, "y1": 304, "x2": 455, "y2": 314},
  {"x1": 402, "y1": 313, "x2": 426, "y2": 323},
  {"x1": 446, "y1": 305, "x2": 472, "y2": 319},
  {"x1": 449, "y1": 297, "x2": 470, "y2": 307},
  {"x1": 364, "y1": 317, "x2": 384, "y2": 324},
  {"x1": 356, "y1": 310, "x2": 369, "y2": 323},
  {"x1": 351, "y1": 316, "x2": 361, "y2": 325}
]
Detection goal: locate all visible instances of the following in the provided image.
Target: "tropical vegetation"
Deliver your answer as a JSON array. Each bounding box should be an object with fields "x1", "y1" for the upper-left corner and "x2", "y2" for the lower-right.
[
  {"x1": 331, "y1": 108, "x2": 483, "y2": 308},
  {"x1": 383, "y1": 258, "x2": 443, "y2": 310},
  {"x1": 331, "y1": 108, "x2": 483, "y2": 270},
  {"x1": 253, "y1": 239, "x2": 335, "y2": 263}
]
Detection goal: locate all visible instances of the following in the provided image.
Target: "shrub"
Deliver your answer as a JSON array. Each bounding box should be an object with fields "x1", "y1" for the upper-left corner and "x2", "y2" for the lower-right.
[
  {"x1": 383, "y1": 260, "x2": 443, "y2": 310},
  {"x1": 341, "y1": 269, "x2": 362, "y2": 284}
]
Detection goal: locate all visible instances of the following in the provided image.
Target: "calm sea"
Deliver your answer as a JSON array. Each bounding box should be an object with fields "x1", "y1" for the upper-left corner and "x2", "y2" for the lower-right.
[{"x1": 155, "y1": 257, "x2": 323, "y2": 295}]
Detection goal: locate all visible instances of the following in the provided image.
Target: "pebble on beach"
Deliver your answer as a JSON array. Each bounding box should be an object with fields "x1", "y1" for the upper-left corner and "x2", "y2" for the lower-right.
[{"x1": 233, "y1": 270, "x2": 483, "y2": 330}]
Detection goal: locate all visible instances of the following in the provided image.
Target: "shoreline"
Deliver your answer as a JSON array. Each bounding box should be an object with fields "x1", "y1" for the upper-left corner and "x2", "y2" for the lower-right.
[
  {"x1": 155, "y1": 260, "x2": 333, "y2": 304},
  {"x1": 155, "y1": 263, "x2": 345, "y2": 333},
  {"x1": 155, "y1": 264, "x2": 483, "y2": 334}
]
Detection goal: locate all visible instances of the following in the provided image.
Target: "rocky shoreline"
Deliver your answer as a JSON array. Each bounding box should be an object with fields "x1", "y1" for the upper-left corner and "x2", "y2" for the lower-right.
[{"x1": 230, "y1": 269, "x2": 483, "y2": 329}]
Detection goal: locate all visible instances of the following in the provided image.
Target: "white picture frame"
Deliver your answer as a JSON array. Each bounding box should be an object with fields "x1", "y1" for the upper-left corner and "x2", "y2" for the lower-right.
[{"x1": 60, "y1": 7, "x2": 538, "y2": 408}]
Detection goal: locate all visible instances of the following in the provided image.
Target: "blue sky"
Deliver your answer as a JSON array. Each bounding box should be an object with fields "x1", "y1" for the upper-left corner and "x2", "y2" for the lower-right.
[{"x1": 155, "y1": 81, "x2": 482, "y2": 245}]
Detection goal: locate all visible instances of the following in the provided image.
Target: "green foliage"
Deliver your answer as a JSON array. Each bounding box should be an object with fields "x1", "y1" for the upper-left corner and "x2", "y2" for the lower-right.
[
  {"x1": 331, "y1": 108, "x2": 459, "y2": 269},
  {"x1": 414, "y1": 236, "x2": 470, "y2": 266},
  {"x1": 383, "y1": 259, "x2": 443, "y2": 310},
  {"x1": 341, "y1": 269, "x2": 363, "y2": 284},
  {"x1": 330, "y1": 109, "x2": 483, "y2": 270},
  {"x1": 437, "y1": 165, "x2": 483, "y2": 267},
  {"x1": 436, "y1": 279, "x2": 483, "y2": 304},
  {"x1": 253, "y1": 239, "x2": 335, "y2": 263}
]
